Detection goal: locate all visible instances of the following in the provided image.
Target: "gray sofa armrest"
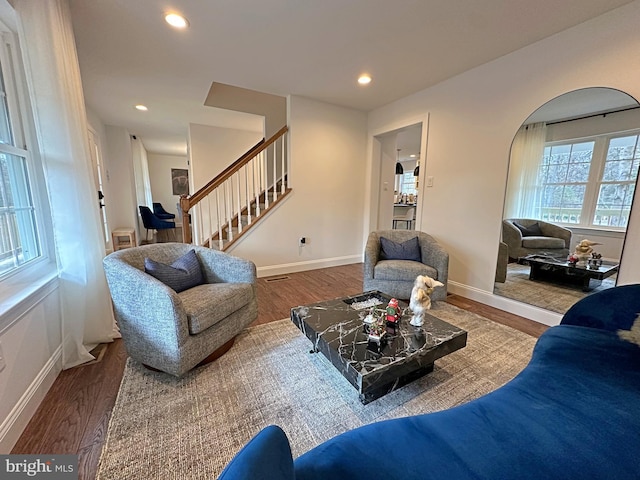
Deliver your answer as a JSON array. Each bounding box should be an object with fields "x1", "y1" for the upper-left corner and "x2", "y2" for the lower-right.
[
  {"x1": 420, "y1": 237, "x2": 449, "y2": 286},
  {"x1": 103, "y1": 257, "x2": 188, "y2": 345},
  {"x1": 195, "y1": 246, "x2": 257, "y2": 286},
  {"x1": 364, "y1": 233, "x2": 380, "y2": 280},
  {"x1": 502, "y1": 220, "x2": 523, "y2": 254}
]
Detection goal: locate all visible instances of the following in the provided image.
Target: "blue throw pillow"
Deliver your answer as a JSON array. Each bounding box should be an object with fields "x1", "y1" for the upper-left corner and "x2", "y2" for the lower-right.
[
  {"x1": 379, "y1": 236, "x2": 421, "y2": 262},
  {"x1": 144, "y1": 249, "x2": 204, "y2": 293}
]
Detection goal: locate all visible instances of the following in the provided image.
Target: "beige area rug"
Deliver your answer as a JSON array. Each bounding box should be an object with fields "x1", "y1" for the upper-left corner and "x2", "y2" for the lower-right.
[
  {"x1": 494, "y1": 263, "x2": 617, "y2": 314},
  {"x1": 96, "y1": 303, "x2": 538, "y2": 480}
]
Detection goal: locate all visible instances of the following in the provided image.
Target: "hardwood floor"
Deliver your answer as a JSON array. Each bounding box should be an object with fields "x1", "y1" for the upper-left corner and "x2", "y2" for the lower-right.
[{"x1": 11, "y1": 263, "x2": 547, "y2": 479}]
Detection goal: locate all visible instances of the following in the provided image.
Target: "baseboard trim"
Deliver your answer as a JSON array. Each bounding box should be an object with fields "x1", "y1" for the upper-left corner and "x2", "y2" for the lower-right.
[
  {"x1": 257, "y1": 255, "x2": 362, "y2": 278},
  {"x1": 448, "y1": 281, "x2": 563, "y2": 327},
  {"x1": 0, "y1": 344, "x2": 62, "y2": 453}
]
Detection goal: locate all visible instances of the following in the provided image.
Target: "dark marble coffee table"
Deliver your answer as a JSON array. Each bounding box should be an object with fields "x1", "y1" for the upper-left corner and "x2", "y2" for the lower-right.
[
  {"x1": 518, "y1": 254, "x2": 619, "y2": 291},
  {"x1": 290, "y1": 291, "x2": 467, "y2": 404}
]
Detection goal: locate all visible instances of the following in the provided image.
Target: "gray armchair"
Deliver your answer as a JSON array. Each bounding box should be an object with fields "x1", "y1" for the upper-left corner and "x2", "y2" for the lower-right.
[
  {"x1": 502, "y1": 218, "x2": 572, "y2": 259},
  {"x1": 103, "y1": 243, "x2": 257, "y2": 376},
  {"x1": 364, "y1": 230, "x2": 448, "y2": 301}
]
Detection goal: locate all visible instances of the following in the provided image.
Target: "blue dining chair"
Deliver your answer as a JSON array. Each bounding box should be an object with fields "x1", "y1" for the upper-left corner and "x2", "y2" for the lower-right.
[
  {"x1": 139, "y1": 206, "x2": 176, "y2": 241},
  {"x1": 153, "y1": 202, "x2": 176, "y2": 220}
]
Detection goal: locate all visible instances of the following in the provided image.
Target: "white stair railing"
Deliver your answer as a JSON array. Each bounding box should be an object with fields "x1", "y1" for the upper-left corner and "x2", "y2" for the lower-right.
[{"x1": 180, "y1": 126, "x2": 290, "y2": 249}]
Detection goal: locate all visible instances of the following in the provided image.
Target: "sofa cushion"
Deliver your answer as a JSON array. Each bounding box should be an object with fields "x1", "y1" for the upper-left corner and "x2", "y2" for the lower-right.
[
  {"x1": 179, "y1": 282, "x2": 253, "y2": 334},
  {"x1": 374, "y1": 260, "x2": 437, "y2": 282},
  {"x1": 514, "y1": 221, "x2": 543, "y2": 236},
  {"x1": 521, "y1": 236, "x2": 566, "y2": 250},
  {"x1": 144, "y1": 249, "x2": 204, "y2": 293},
  {"x1": 379, "y1": 236, "x2": 422, "y2": 262}
]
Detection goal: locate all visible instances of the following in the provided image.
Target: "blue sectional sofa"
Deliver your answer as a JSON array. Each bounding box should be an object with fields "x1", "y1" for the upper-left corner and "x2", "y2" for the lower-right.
[{"x1": 219, "y1": 285, "x2": 640, "y2": 480}]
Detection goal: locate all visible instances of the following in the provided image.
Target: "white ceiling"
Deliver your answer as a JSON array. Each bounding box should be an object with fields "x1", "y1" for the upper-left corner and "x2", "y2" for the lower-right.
[{"x1": 68, "y1": 0, "x2": 634, "y2": 155}]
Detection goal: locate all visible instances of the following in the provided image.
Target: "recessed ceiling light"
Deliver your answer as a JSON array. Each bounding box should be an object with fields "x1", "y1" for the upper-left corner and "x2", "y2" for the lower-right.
[
  {"x1": 410, "y1": 154, "x2": 416, "y2": 158},
  {"x1": 135, "y1": 104, "x2": 148, "y2": 111},
  {"x1": 358, "y1": 74, "x2": 372, "y2": 85},
  {"x1": 165, "y1": 13, "x2": 189, "y2": 29}
]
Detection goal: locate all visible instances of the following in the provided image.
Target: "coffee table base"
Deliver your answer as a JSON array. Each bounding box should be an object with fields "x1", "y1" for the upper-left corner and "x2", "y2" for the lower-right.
[
  {"x1": 359, "y1": 363, "x2": 434, "y2": 404},
  {"x1": 529, "y1": 263, "x2": 602, "y2": 291}
]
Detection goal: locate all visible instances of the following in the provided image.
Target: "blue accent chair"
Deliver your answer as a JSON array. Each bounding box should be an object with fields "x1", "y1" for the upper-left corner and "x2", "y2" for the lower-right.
[
  {"x1": 219, "y1": 284, "x2": 640, "y2": 479},
  {"x1": 153, "y1": 202, "x2": 176, "y2": 220},
  {"x1": 139, "y1": 205, "x2": 175, "y2": 241}
]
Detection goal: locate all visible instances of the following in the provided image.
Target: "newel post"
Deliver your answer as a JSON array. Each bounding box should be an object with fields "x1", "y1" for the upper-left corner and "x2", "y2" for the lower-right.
[{"x1": 180, "y1": 195, "x2": 192, "y2": 244}]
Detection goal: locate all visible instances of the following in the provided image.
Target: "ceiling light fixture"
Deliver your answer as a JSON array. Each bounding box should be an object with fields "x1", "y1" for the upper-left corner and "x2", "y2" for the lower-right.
[
  {"x1": 135, "y1": 104, "x2": 148, "y2": 111},
  {"x1": 358, "y1": 74, "x2": 372, "y2": 85},
  {"x1": 165, "y1": 13, "x2": 189, "y2": 29}
]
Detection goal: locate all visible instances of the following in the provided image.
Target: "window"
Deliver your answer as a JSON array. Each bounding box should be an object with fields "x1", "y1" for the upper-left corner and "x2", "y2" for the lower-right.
[
  {"x1": 0, "y1": 30, "x2": 42, "y2": 278},
  {"x1": 593, "y1": 134, "x2": 639, "y2": 228},
  {"x1": 537, "y1": 131, "x2": 640, "y2": 230},
  {"x1": 400, "y1": 172, "x2": 417, "y2": 197}
]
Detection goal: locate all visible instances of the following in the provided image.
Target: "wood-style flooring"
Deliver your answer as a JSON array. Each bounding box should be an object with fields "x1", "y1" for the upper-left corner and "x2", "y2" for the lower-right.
[{"x1": 11, "y1": 263, "x2": 547, "y2": 479}]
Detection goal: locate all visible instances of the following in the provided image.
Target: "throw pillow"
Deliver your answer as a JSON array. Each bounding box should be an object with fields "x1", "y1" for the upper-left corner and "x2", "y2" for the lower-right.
[
  {"x1": 144, "y1": 249, "x2": 204, "y2": 293},
  {"x1": 514, "y1": 221, "x2": 543, "y2": 237},
  {"x1": 379, "y1": 236, "x2": 422, "y2": 262}
]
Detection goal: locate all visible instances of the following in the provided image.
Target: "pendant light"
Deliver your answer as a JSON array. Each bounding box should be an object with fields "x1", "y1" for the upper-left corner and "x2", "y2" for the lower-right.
[{"x1": 395, "y1": 149, "x2": 403, "y2": 174}]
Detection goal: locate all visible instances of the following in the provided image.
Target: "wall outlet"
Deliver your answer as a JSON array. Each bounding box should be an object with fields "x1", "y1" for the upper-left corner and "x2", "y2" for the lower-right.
[
  {"x1": 0, "y1": 342, "x2": 6, "y2": 372},
  {"x1": 299, "y1": 237, "x2": 307, "y2": 246}
]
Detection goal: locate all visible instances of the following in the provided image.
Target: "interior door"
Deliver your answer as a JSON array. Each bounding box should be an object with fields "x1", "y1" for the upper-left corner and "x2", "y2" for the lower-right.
[{"x1": 88, "y1": 128, "x2": 110, "y2": 249}]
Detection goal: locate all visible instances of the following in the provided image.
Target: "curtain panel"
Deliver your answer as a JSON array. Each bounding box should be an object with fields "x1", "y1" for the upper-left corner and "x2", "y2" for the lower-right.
[{"x1": 14, "y1": 0, "x2": 117, "y2": 368}]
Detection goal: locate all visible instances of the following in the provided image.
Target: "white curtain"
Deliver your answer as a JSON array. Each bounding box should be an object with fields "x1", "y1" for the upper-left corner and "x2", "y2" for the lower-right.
[
  {"x1": 14, "y1": 0, "x2": 117, "y2": 368},
  {"x1": 504, "y1": 122, "x2": 547, "y2": 219}
]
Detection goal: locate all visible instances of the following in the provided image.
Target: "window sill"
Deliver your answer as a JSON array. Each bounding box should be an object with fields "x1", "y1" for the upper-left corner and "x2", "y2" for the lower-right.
[
  {"x1": 0, "y1": 262, "x2": 59, "y2": 331},
  {"x1": 566, "y1": 226, "x2": 626, "y2": 238}
]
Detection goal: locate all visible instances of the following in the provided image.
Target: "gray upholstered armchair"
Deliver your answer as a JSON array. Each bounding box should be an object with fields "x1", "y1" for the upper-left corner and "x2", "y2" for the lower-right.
[
  {"x1": 502, "y1": 218, "x2": 572, "y2": 259},
  {"x1": 103, "y1": 243, "x2": 257, "y2": 376},
  {"x1": 364, "y1": 230, "x2": 448, "y2": 301}
]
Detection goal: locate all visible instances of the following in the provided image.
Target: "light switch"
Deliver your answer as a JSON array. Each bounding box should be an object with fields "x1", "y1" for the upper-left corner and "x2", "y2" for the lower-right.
[{"x1": 426, "y1": 176, "x2": 434, "y2": 187}]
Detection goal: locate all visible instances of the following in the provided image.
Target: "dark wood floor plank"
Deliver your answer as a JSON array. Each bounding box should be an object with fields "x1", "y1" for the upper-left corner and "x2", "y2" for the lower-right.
[{"x1": 12, "y1": 262, "x2": 545, "y2": 480}]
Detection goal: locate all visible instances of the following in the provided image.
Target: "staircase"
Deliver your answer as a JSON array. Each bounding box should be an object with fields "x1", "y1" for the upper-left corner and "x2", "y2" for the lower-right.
[{"x1": 179, "y1": 126, "x2": 290, "y2": 251}]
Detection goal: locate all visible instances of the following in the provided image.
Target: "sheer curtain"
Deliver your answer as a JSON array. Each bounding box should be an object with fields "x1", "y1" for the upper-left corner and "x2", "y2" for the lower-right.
[
  {"x1": 14, "y1": 0, "x2": 117, "y2": 368},
  {"x1": 504, "y1": 122, "x2": 547, "y2": 219}
]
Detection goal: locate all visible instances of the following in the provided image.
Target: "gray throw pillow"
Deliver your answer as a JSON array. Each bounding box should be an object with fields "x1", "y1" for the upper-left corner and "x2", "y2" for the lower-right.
[
  {"x1": 379, "y1": 236, "x2": 422, "y2": 262},
  {"x1": 514, "y1": 221, "x2": 542, "y2": 237},
  {"x1": 144, "y1": 249, "x2": 204, "y2": 292}
]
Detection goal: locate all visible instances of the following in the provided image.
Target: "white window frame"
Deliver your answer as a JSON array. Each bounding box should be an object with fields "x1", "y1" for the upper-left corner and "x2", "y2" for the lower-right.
[
  {"x1": 538, "y1": 129, "x2": 640, "y2": 231},
  {"x1": 0, "y1": 24, "x2": 52, "y2": 285}
]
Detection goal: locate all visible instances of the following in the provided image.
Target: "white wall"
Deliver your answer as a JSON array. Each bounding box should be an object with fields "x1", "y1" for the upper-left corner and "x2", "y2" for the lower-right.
[
  {"x1": 367, "y1": 1, "x2": 640, "y2": 324},
  {"x1": 103, "y1": 126, "x2": 139, "y2": 244},
  {"x1": 147, "y1": 153, "x2": 188, "y2": 218},
  {"x1": 188, "y1": 123, "x2": 262, "y2": 244},
  {"x1": 230, "y1": 95, "x2": 367, "y2": 276},
  {"x1": 0, "y1": 281, "x2": 61, "y2": 452}
]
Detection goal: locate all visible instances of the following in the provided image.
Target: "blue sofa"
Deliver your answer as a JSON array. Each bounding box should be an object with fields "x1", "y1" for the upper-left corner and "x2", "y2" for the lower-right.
[{"x1": 219, "y1": 285, "x2": 640, "y2": 480}]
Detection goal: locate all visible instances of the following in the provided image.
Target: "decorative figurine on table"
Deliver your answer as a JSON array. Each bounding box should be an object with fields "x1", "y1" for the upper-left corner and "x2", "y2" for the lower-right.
[
  {"x1": 574, "y1": 239, "x2": 601, "y2": 266},
  {"x1": 363, "y1": 307, "x2": 376, "y2": 325},
  {"x1": 409, "y1": 275, "x2": 444, "y2": 327},
  {"x1": 588, "y1": 252, "x2": 603, "y2": 269},
  {"x1": 367, "y1": 318, "x2": 386, "y2": 343},
  {"x1": 385, "y1": 298, "x2": 401, "y2": 325},
  {"x1": 567, "y1": 253, "x2": 579, "y2": 266}
]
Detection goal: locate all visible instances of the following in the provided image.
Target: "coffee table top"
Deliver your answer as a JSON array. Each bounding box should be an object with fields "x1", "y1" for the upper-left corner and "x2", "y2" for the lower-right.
[{"x1": 290, "y1": 291, "x2": 467, "y2": 403}]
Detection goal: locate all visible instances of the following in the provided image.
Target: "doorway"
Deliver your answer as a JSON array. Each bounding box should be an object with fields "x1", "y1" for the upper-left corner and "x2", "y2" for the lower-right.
[{"x1": 371, "y1": 121, "x2": 425, "y2": 231}]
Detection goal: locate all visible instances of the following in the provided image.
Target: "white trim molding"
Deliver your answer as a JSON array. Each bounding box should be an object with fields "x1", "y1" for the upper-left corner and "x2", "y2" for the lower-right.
[
  {"x1": 0, "y1": 344, "x2": 62, "y2": 452},
  {"x1": 257, "y1": 255, "x2": 362, "y2": 278},
  {"x1": 448, "y1": 280, "x2": 563, "y2": 327}
]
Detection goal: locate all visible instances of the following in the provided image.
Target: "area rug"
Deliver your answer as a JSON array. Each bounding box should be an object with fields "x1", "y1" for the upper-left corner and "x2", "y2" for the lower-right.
[
  {"x1": 96, "y1": 303, "x2": 538, "y2": 480},
  {"x1": 494, "y1": 263, "x2": 617, "y2": 314}
]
